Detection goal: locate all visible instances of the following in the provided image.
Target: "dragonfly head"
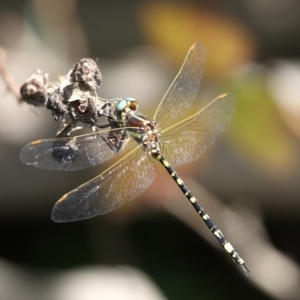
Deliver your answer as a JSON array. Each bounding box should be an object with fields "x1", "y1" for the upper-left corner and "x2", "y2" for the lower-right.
[{"x1": 116, "y1": 98, "x2": 138, "y2": 123}]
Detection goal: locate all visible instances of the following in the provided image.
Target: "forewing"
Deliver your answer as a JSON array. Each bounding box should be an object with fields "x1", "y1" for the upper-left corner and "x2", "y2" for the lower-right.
[
  {"x1": 154, "y1": 42, "x2": 206, "y2": 131},
  {"x1": 51, "y1": 146, "x2": 156, "y2": 222},
  {"x1": 20, "y1": 130, "x2": 136, "y2": 171},
  {"x1": 160, "y1": 94, "x2": 236, "y2": 168}
]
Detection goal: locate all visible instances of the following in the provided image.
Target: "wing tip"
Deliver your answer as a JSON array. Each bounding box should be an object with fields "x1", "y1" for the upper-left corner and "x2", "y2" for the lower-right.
[
  {"x1": 30, "y1": 139, "x2": 43, "y2": 145},
  {"x1": 191, "y1": 41, "x2": 205, "y2": 52},
  {"x1": 219, "y1": 93, "x2": 229, "y2": 98}
]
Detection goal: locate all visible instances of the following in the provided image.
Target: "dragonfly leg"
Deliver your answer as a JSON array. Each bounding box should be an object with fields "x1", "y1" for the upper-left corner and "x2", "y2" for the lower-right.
[{"x1": 100, "y1": 129, "x2": 128, "y2": 153}]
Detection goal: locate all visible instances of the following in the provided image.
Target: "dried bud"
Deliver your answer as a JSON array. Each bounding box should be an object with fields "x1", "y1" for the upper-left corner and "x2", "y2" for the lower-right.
[
  {"x1": 61, "y1": 83, "x2": 74, "y2": 100},
  {"x1": 68, "y1": 94, "x2": 98, "y2": 125},
  {"x1": 46, "y1": 80, "x2": 75, "y2": 121},
  {"x1": 46, "y1": 88, "x2": 69, "y2": 121},
  {"x1": 20, "y1": 70, "x2": 48, "y2": 106},
  {"x1": 68, "y1": 58, "x2": 102, "y2": 91}
]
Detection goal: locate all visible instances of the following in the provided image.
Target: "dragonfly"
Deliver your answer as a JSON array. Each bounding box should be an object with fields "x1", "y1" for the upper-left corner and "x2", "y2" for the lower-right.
[{"x1": 20, "y1": 42, "x2": 250, "y2": 275}]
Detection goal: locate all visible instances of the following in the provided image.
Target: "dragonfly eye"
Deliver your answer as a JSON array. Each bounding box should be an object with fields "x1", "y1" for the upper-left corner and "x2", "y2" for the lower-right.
[{"x1": 116, "y1": 99, "x2": 127, "y2": 112}]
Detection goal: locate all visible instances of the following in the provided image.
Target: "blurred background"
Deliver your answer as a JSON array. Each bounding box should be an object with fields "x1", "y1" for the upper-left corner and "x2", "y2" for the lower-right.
[{"x1": 1, "y1": 0, "x2": 300, "y2": 299}]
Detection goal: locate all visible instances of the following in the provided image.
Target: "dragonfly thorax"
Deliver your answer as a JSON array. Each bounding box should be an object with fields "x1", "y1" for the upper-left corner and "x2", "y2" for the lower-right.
[
  {"x1": 142, "y1": 120, "x2": 160, "y2": 151},
  {"x1": 124, "y1": 111, "x2": 161, "y2": 152}
]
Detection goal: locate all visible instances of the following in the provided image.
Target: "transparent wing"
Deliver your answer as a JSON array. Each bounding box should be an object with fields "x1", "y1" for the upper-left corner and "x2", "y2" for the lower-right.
[
  {"x1": 51, "y1": 146, "x2": 156, "y2": 222},
  {"x1": 160, "y1": 93, "x2": 236, "y2": 168},
  {"x1": 20, "y1": 129, "x2": 137, "y2": 171},
  {"x1": 154, "y1": 42, "x2": 206, "y2": 131}
]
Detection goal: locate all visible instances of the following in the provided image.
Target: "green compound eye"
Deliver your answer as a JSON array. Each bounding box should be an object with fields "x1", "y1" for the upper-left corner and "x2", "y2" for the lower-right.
[{"x1": 116, "y1": 99, "x2": 127, "y2": 112}]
